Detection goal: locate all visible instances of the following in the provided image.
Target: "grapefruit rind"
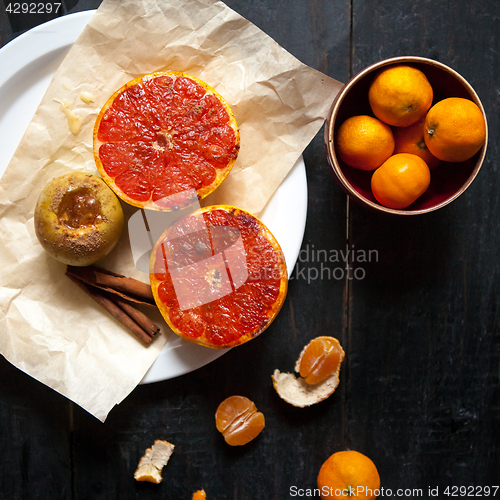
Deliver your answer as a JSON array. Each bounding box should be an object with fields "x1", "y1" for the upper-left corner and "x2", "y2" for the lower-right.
[
  {"x1": 93, "y1": 71, "x2": 240, "y2": 211},
  {"x1": 272, "y1": 336, "x2": 345, "y2": 408},
  {"x1": 149, "y1": 205, "x2": 288, "y2": 349}
]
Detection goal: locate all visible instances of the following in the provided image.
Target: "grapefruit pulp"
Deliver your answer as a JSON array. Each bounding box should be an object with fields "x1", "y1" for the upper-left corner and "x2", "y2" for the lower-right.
[
  {"x1": 93, "y1": 71, "x2": 240, "y2": 211},
  {"x1": 150, "y1": 205, "x2": 288, "y2": 348}
]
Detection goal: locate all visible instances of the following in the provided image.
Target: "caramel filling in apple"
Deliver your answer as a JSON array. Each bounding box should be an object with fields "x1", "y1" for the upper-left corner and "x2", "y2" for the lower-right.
[{"x1": 57, "y1": 187, "x2": 104, "y2": 229}]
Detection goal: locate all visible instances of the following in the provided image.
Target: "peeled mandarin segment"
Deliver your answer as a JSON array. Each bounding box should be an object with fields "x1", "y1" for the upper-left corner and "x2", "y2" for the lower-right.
[
  {"x1": 424, "y1": 97, "x2": 486, "y2": 162},
  {"x1": 215, "y1": 396, "x2": 265, "y2": 446},
  {"x1": 272, "y1": 336, "x2": 345, "y2": 407},
  {"x1": 299, "y1": 337, "x2": 343, "y2": 385},
  {"x1": 224, "y1": 412, "x2": 265, "y2": 446},
  {"x1": 93, "y1": 71, "x2": 240, "y2": 211},
  {"x1": 215, "y1": 395, "x2": 257, "y2": 433},
  {"x1": 368, "y1": 64, "x2": 433, "y2": 127}
]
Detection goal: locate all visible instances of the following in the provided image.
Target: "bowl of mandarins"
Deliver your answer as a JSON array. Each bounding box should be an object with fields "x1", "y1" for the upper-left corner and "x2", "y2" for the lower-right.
[{"x1": 325, "y1": 56, "x2": 488, "y2": 215}]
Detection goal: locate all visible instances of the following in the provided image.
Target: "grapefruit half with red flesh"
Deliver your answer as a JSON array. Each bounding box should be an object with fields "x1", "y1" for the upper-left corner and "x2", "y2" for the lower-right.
[
  {"x1": 93, "y1": 71, "x2": 240, "y2": 211},
  {"x1": 150, "y1": 205, "x2": 288, "y2": 348}
]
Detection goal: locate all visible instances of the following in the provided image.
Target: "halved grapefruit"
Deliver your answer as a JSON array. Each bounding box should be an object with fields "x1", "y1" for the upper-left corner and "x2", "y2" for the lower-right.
[
  {"x1": 149, "y1": 205, "x2": 288, "y2": 348},
  {"x1": 93, "y1": 71, "x2": 240, "y2": 211}
]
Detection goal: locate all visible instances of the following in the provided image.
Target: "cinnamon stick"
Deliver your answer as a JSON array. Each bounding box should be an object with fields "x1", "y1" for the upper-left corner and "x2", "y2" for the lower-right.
[
  {"x1": 110, "y1": 296, "x2": 160, "y2": 338},
  {"x1": 66, "y1": 265, "x2": 155, "y2": 305},
  {"x1": 66, "y1": 273, "x2": 156, "y2": 344}
]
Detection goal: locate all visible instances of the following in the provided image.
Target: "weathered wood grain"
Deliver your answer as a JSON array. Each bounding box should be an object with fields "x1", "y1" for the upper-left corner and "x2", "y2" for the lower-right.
[
  {"x1": 348, "y1": 0, "x2": 500, "y2": 491},
  {"x1": 0, "y1": 356, "x2": 72, "y2": 499}
]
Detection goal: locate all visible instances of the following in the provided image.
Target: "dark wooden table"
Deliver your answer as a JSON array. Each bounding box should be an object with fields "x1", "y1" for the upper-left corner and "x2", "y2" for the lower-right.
[{"x1": 1, "y1": 1, "x2": 499, "y2": 499}]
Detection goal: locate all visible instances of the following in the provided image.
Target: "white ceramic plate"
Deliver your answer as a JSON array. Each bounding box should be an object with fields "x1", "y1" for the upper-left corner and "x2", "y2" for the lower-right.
[{"x1": 0, "y1": 11, "x2": 308, "y2": 383}]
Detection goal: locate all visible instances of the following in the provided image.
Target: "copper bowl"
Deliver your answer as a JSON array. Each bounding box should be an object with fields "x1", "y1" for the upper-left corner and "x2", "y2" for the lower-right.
[{"x1": 325, "y1": 56, "x2": 488, "y2": 215}]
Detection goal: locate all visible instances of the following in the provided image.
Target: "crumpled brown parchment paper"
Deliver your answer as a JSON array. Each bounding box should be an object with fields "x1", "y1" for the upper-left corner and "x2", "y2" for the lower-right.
[{"x1": 0, "y1": 0, "x2": 343, "y2": 421}]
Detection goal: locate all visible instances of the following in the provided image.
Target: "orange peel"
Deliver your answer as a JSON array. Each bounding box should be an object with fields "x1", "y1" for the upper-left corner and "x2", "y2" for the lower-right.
[
  {"x1": 272, "y1": 336, "x2": 345, "y2": 407},
  {"x1": 134, "y1": 440, "x2": 175, "y2": 484}
]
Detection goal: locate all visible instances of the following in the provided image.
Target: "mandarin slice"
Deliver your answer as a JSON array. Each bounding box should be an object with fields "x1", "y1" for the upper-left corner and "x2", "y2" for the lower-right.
[
  {"x1": 149, "y1": 205, "x2": 288, "y2": 349},
  {"x1": 192, "y1": 490, "x2": 207, "y2": 500},
  {"x1": 273, "y1": 336, "x2": 345, "y2": 407},
  {"x1": 93, "y1": 71, "x2": 240, "y2": 211},
  {"x1": 215, "y1": 396, "x2": 265, "y2": 446},
  {"x1": 298, "y1": 336, "x2": 344, "y2": 385}
]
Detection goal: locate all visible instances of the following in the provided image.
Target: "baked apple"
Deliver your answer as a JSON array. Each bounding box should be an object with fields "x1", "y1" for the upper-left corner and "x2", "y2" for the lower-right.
[{"x1": 34, "y1": 172, "x2": 124, "y2": 266}]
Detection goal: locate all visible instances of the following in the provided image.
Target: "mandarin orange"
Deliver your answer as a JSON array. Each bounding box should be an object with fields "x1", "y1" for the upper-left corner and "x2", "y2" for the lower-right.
[
  {"x1": 317, "y1": 450, "x2": 381, "y2": 500},
  {"x1": 336, "y1": 115, "x2": 394, "y2": 171},
  {"x1": 424, "y1": 97, "x2": 486, "y2": 162},
  {"x1": 368, "y1": 64, "x2": 433, "y2": 127},
  {"x1": 192, "y1": 490, "x2": 207, "y2": 500},
  {"x1": 371, "y1": 153, "x2": 430, "y2": 209},
  {"x1": 393, "y1": 117, "x2": 441, "y2": 169}
]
